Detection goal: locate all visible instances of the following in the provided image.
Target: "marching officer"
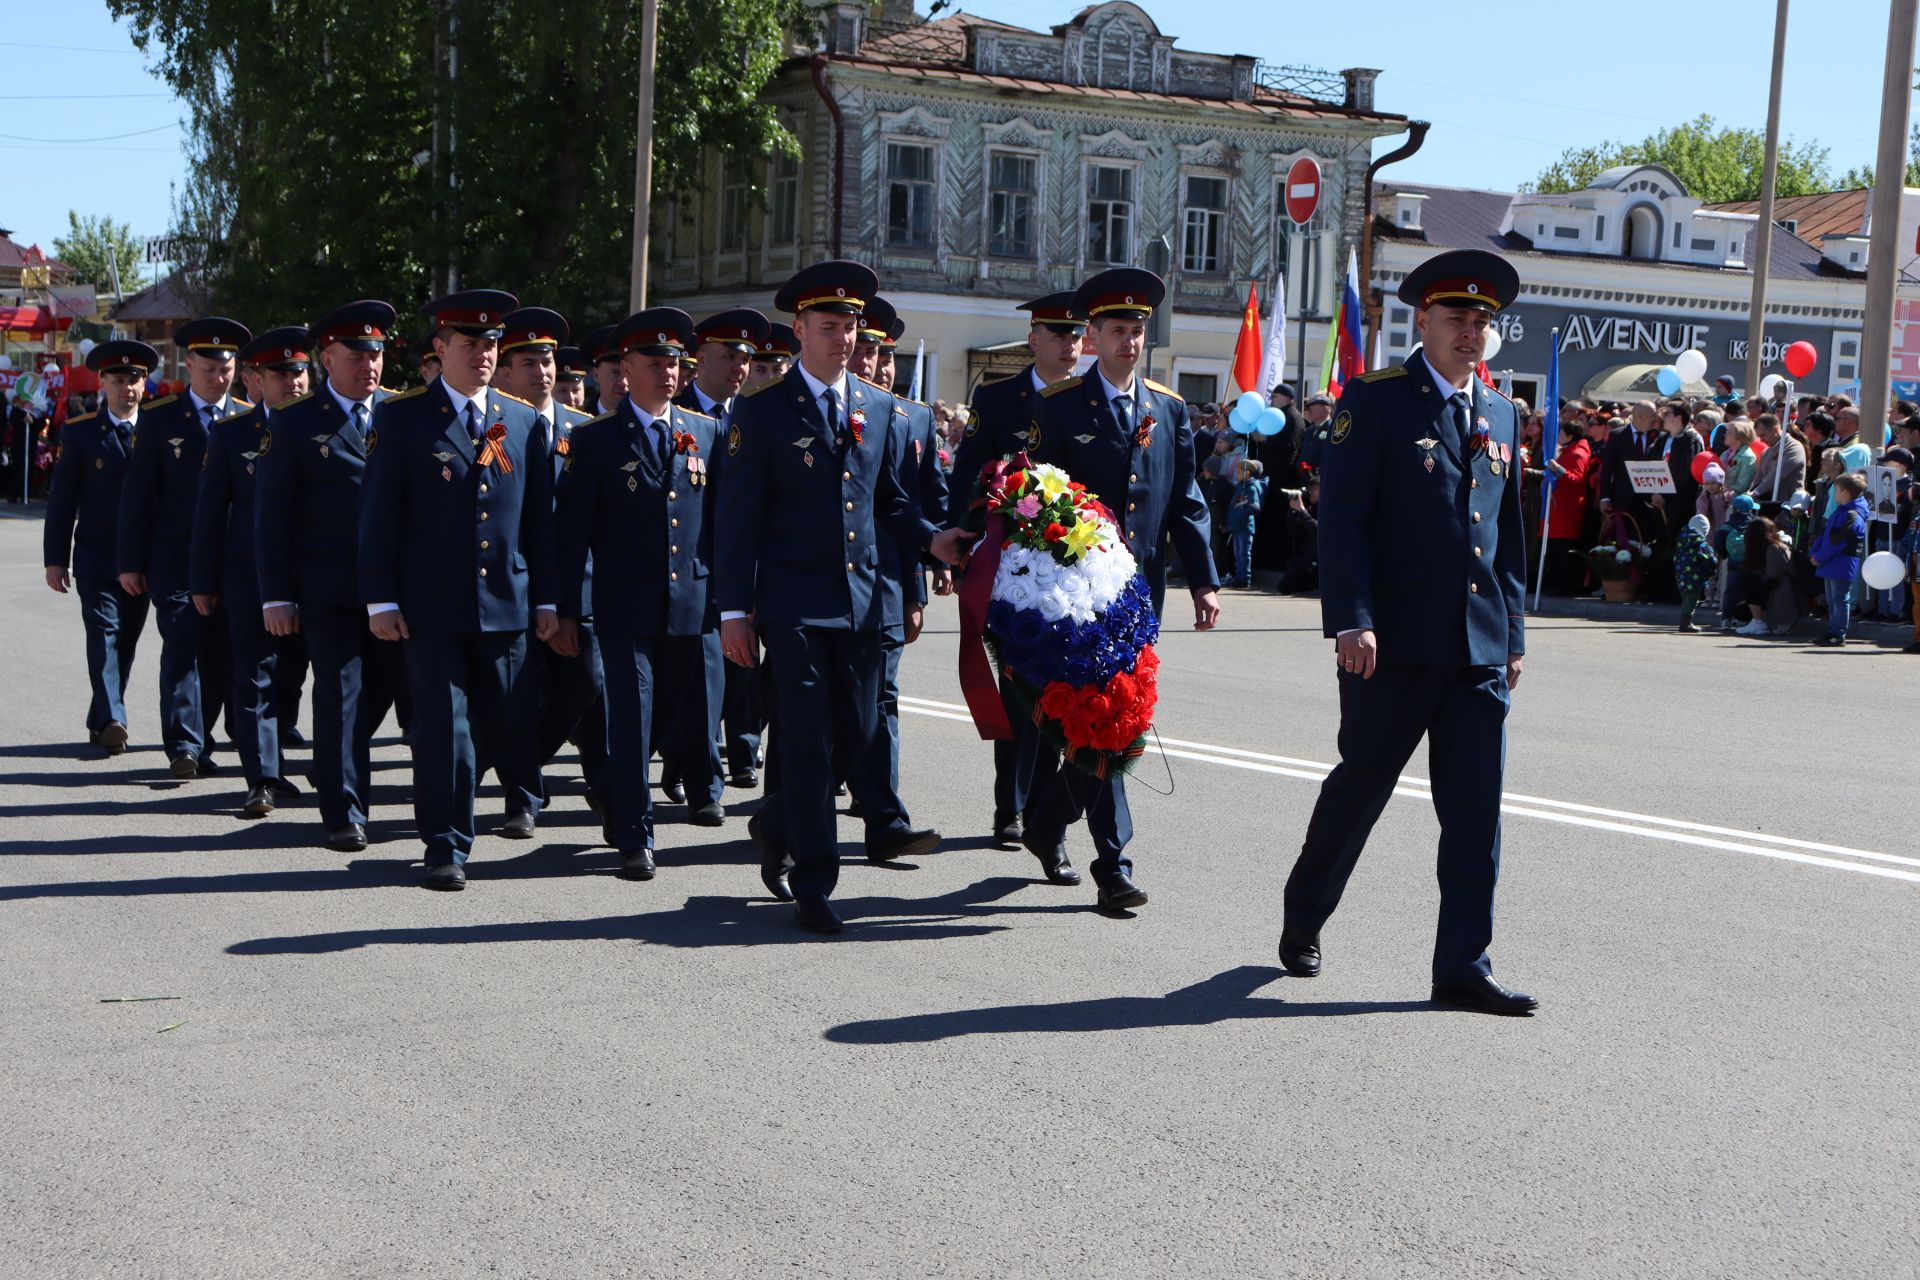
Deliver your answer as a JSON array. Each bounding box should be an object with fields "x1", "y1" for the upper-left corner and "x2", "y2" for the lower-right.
[
  {"x1": 359, "y1": 289, "x2": 557, "y2": 890},
  {"x1": 747, "y1": 322, "x2": 797, "y2": 388},
  {"x1": 956, "y1": 291, "x2": 1086, "y2": 847},
  {"x1": 583, "y1": 324, "x2": 627, "y2": 414},
  {"x1": 43, "y1": 339, "x2": 160, "y2": 756},
  {"x1": 555, "y1": 345, "x2": 589, "y2": 411},
  {"x1": 492, "y1": 305, "x2": 604, "y2": 834},
  {"x1": 412, "y1": 334, "x2": 442, "y2": 387},
  {"x1": 717, "y1": 260, "x2": 971, "y2": 932},
  {"x1": 190, "y1": 326, "x2": 310, "y2": 817},
  {"x1": 555, "y1": 308, "x2": 726, "y2": 879},
  {"x1": 117, "y1": 316, "x2": 251, "y2": 777},
  {"x1": 1278, "y1": 248, "x2": 1537, "y2": 1016},
  {"x1": 1026, "y1": 267, "x2": 1220, "y2": 911},
  {"x1": 256, "y1": 299, "x2": 406, "y2": 853}
]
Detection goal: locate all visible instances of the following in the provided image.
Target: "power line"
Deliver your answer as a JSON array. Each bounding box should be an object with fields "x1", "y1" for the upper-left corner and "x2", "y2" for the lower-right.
[{"x1": 0, "y1": 123, "x2": 179, "y2": 144}]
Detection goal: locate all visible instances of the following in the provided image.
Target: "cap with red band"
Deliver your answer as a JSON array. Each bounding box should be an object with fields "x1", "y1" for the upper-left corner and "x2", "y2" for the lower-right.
[
  {"x1": 1396, "y1": 249, "x2": 1519, "y2": 314},
  {"x1": 773, "y1": 259, "x2": 878, "y2": 316},
  {"x1": 307, "y1": 300, "x2": 397, "y2": 352},
  {"x1": 499, "y1": 306, "x2": 568, "y2": 356},
  {"x1": 1071, "y1": 267, "x2": 1165, "y2": 322},
  {"x1": 421, "y1": 288, "x2": 519, "y2": 338}
]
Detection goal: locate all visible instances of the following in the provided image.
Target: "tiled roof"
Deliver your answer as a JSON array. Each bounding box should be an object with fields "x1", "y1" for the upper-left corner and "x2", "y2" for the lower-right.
[
  {"x1": 109, "y1": 271, "x2": 198, "y2": 322},
  {"x1": 1707, "y1": 189, "x2": 1870, "y2": 242}
]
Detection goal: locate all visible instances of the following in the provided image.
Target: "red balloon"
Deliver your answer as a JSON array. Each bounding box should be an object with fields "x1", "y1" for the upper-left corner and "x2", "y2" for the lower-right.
[
  {"x1": 1783, "y1": 340, "x2": 1818, "y2": 379},
  {"x1": 1750, "y1": 436, "x2": 1768, "y2": 458},
  {"x1": 1691, "y1": 450, "x2": 1718, "y2": 483}
]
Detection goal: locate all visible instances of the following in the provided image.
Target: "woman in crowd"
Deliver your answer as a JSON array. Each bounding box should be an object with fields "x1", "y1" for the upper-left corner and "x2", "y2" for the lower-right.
[
  {"x1": 1731, "y1": 515, "x2": 1802, "y2": 637},
  {"x1": 1542, "y1": 414, "x2": 1593, "y2": 594},
  {"x1": 1810, "y1": 473, "x2": 1869, "y2": 646},
  {"x1": 1717, "y1": 417, "x2": 1757, "y2": 493}
]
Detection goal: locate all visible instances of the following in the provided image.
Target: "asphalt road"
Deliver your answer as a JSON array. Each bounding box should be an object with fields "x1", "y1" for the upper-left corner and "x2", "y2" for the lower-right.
[{"x1": 2, "y1": 512, "x2": 1915, "y2": 1279}]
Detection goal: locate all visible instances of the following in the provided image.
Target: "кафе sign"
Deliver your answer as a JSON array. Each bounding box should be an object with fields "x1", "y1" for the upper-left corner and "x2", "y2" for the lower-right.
[{"x1": 1487, "y1": 306, "x2": 1845, "y2": 394}]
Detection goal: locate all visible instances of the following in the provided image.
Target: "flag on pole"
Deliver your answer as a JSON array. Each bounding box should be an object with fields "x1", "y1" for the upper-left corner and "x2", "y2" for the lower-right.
[
  {"x1": 909, "y1": 339, "x2": 926, "y2": 402},
  {"x1": 1230, "y1": 281, "x2": 1262, "y2": 395},
  {"x1": 1540, "y1": 327, "x2": 1562, "y2": 512},
  {"x1": 1256, "y1": 270, "x2": 1288, "y2": 398},
  {"x1": 1318, "y1": 248, "x2": 1366, "y2": 399}
]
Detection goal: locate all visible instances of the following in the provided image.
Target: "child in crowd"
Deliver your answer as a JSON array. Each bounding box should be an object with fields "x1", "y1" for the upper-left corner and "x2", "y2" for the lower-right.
[
  {"x1": 1675, "y1": 514, "x2": 1718, "y2": 633},
  {"x1": 1713, "y1": 493, "x2": 1758, "y2": 629},
  {"x1": 1810, "y1": 473, "x2": 1869, "y2": 646},
  {"x1": 1225, "y1": 458, "x2": 1267, "y2": 589}
]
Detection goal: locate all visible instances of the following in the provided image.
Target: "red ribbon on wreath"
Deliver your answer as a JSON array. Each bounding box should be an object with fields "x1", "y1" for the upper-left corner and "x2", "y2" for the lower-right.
[{"x1": 954, "y1": 453, "x2": 1026, "y2": 741}]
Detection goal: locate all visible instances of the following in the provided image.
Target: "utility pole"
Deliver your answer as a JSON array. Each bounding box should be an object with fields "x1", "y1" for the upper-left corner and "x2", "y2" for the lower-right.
[
  {"x1": 1744, "y1": 0, "x2": 1790, "y2": 397},
  {"x1": 1858, "y1": 0, "x2": 1919, "y2": 449},
  {"x1": 628, "y1": 0, "x2": 659, "y2": 311}
]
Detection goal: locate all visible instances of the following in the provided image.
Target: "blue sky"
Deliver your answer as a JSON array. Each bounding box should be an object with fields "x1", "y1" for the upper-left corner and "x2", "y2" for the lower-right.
[{"x1": 8, "y1": 1, "x2": 1911, "y2": 258}]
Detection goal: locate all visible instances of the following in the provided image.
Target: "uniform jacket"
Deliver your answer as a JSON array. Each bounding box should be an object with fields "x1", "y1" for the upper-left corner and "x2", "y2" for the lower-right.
[
  {"x1": 673, "y1": 383, "x2": 729, "y2": 424},
  {"x1": 556, "y1": 399, "x2": 718, "y2": 637},
  {"x1": 189, "y1": 403, "x2": 275, "y2": 604},
  {"x1": 254, "y1": 383, "x2": 396, "y2": 609},
  {"x1": 117, "y1": 390, "x2": 249, "y2": 587},
  {"x1": 357, "y1": 381, "x2": 556, "y2": 633},
  {"x1": 1317, "y1": 353, "x2": 1526, "y2": 666},
  {"x1": 715, "y1": 367, "x2": 937, "y2": 631},
  {"x1": 43, "y1": 411, "x2": 135, "y2": 581},
  {"x1": 881, "y1": 395, "x2": 950, "y2": 619},
  {"x1": 1028, "y1": 371, "x2": 1218, "y2": 599},
  {"x1": 541, "y1": 403, "x2": 593, "y2": 616},
  {"x1": 957, "y1": 365, "x2": 1044, "y2": 518}
]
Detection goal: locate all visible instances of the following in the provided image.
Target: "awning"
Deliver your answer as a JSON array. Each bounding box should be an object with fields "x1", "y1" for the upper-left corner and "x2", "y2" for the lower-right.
[
  {"x1": 0, "y1": 306, "x2": 70, "y2": 334},
  {"x1": 1580, "y1": 363, "x2": 1713, "y2": 404}
]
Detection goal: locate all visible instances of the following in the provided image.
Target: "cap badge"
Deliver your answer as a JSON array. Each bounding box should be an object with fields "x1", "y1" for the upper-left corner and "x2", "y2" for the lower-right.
[
  {"x1": 1467, "y1": 284, "x2": 1479, "y2": 294},
  {"x1": 1125, "y1": 295, "x2": 1134, "y2": 304},
  {"x1": 478, "y1": 312, "x2": 489, "y2": 322},
  {"x1": 836, "y1": 288, "x2": 846, "y2": 297},
  {"x1": 658, "y1": 332, "x2": 669, "y2": 343}
]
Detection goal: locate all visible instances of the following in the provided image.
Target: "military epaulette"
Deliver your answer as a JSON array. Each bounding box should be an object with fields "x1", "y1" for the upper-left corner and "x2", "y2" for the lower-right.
[
  {"x1": 1142, "y1": 377, "x2": 1182, "y2": 401},
  {"x1": 492, "y1": 389, "x2": 534, "y2": 408},
  {"x1": 216, "y1": 407, "x2": 254, "y2": 425},
  {"x1": 853, "y1": 373, "x2": 888, "y2": 393},
  {"x1": 377, "y1": 386, "x2": 400, "y2": 396},
  {"x1": 584, "y1": 410, "x2": 618, "y2": 427},
  {"x1": 280, "y1": 390, "x2": 318, "y2": 409},
  {"x1": 1356, "y1": 367, "x2": 1408, "y2": 384},
  {"x1": 144, "y1": 394, "x2": 178, "y2": 410},
  {"x1": 383, "y1": 384, "x2": 429, "y2": 403},
  {"x1": 739, "y1": 377, "x2": 781, "y2": 399},
  {"x1": 675, "y1": 404, "x2": 717, "y2": 424},
  {"x1": 231, "y1": 397, "x2": 254, "y2": 411},
  {"x1": 69, "y1": 411, "x2": 98, "y2": 425},
  {"x1": 1040, "y1": 376, "x2": 1084, "y2": 398}
]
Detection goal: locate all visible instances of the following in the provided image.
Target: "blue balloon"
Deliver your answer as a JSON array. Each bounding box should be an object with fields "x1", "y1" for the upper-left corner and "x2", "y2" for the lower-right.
[
  {"x1": 1229, "y1": 400, "x2": 1259, "y2": 431},
  {"x1": 1255, "y1": 406, "x2": 1288, "y2": 433},
  {"x1": 1655, "y1": 366, "x2": 1682, "y2": 395},
  {"x1": 1236, "y1": 391, "x2": 1264, "y2": 418}
]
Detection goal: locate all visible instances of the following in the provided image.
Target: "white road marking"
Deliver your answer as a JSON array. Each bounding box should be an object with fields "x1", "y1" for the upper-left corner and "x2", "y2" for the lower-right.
[{"x1": 898, "y1": 695, "x2": 1920, "y2": 886}]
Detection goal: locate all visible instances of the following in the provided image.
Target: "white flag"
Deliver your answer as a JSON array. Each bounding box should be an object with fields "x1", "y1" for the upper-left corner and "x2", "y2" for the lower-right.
[
  {"x1": 909, "y1": 339, "x2": 926, "y2": 402},
  {"x1": 1256, "y1": 270, "x2": 1288, "y2": 398}
]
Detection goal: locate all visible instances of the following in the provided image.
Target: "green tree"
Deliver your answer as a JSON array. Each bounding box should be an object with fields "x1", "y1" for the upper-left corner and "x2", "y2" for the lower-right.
[
  {"x1": 51, "y1": 211, "x2": 146, "y2": 292},
  {"x1": 1835, "y1": 124, "x2": 1920, "y2": 188},
  {"x1": 1521, "y1": 114, "x2": 1838, "y2": 202},
  {"x1": 104, "y1": 0, "x2": 811, "y2": 336}
]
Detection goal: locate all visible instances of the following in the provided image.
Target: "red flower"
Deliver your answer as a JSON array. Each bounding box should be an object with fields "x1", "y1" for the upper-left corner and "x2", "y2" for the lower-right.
[
  {"x1": 671, "y1": 429, "x2": 698, "y2": 455},
  {"x1": 1043, "y1": 522, "x2": 1067, "y2": 542}
]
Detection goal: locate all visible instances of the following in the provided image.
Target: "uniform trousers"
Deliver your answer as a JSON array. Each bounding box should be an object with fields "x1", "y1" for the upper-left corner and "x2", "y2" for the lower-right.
[
  {"x1": 1283, "y1": 659, "x2": 1510, "y2": 983},
  {"x1": 1023, "y1": 747, "x2": 1133, "y2": 884},
  {"x1": 500, "y1": 621, "x2": 607, "y2": 816},
  {"x1": 76, "y1": 576, "x2": 148, "y2": 734},
  {"x1": 722, "y1": 662, "x2": 764, "y2": 777},
  {"x1": 304, "y1": 603, "x2": 403, "y2": 831},
  {"x1": 599, "y1": 631, "x2": 723, "y2": 853},
  {"x1": 225, "y1": 597, "x2": 284, "y2": 788},
  {"x1": 150, "y1": 560, "x2": 230, "y2": 760},
  {"x1": 757, "y1": 624, "x2": 882, "y2": 900},
  {"x1": 404, "y1": 628, "x2": 527, "y2": 866},
  {"x1": 990, "y1": 671, "x2": 1041, "y2": 827},
  {"x1": 846, "y1": 624, "x2": 912, "y2": 843}
]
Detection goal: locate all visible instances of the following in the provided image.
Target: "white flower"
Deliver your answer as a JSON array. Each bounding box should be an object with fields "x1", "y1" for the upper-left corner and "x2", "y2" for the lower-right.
[{"x1": 1614, "y1": 549, "x2": 1632, "y2": 563}]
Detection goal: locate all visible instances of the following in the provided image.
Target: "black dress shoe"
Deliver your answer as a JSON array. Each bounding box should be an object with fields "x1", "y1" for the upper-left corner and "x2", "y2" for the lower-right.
[
  {"x1": 618, "y1": 848, "x2": 657, "y2": 881},
  {"x1": 794, "y1": 895, "x2": 843, "y2": 933},
  {"x1": 1278, "y1": 929, "x2": 1322, "y2": 977},
  {"x1": 845, "y1": 797, "x2": 865, "y2": 819},
  {"x1": 99, "y1": 722, "x2": 129, "y2": 755},
  {"x1": 1095, "y1": 874, "x2": 1149, "y2": 911},
  {"x1": 500, "y1": 812, "x2": 536, "y2": 839},
  {"x1": 833, "y1": 781, "x2": 847, "y2": 797},
  {"x1": 729, "y1": 768, "x2": 759, "y2": 789},
  {"x1": 1020, "y1": 830, "x2": 1081, "y2": 885},
  {"x1": 661, "y1": 780, "x2": 687, "y2": 804},
  {"x1": 1431, "y1": 975, "x2": 1538, "y2": 1015},
  {"x1": 423, "y1": 864, "x2": 467, "y2": 891},
  {"x1": 867, "y1": 826, "x2": 940, "y2": 862},
  {"x1": 169, "y1": 753, "x2": 200, "y2": 780},
  {"x1": 326, "y1": 822, "x2": 368, "y2": 852},
  {"x1": 242, "y1": 783, "x2": 276, "y2": 819},
  {"x1": 283, "y1": 727, "x2": 307, "y2": 748},
  {"x1": 689, "y1": 800, "x2": 726, "y2": 827},
  {"x1": 87, "y1": 730, "x2": 101, "y2": 746},
  {"x1": 271, "y1": 777, "x2": 301, "y2": 798},
  {"x1": 992, "y1": 812, "x2": 1024, "y2": 849},
  {"x1": 197, "y1": 758, "x2": 222, "y2": 775},
  {"x1": 746, "y1": 811, "x2": 783, "y2": 860},
  {"x1": 760, "y1": 863, "x2": 794, "y2": 902}
]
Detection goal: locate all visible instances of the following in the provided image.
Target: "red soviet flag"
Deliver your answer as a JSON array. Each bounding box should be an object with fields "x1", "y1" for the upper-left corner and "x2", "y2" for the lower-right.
[{"x1": 1231, "y1": 282, "x2": 1261, "y2": 396}]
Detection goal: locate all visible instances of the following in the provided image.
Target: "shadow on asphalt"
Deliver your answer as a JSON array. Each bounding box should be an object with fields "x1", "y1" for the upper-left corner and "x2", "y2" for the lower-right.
[
  {"x1": 821, "y1": 964, "x2": 1435, "y2": 1043},
  {"x1": 219, "y1": 876, "x2": 1083, "y2": 954}
]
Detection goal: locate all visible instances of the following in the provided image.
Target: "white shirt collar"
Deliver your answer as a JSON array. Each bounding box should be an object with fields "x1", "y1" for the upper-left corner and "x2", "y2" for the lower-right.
[
  {"x1": 440, "y1": 382, "x2": 485, "y2": 422},
  {"x1": 1030, "y1": 367, "x2": 1052, "y2": 393},
  {"x1": 326, "y1": 382, "x2": 375, "y2": 420},
  {"x1": 625, "y1": 396, "x2": 663, "y2": 431},
  {"x1": 795, "y1": 362, "x2": 849, "y2": 407},
  {"x1": 189, "y1": 389, "x2": 226, "y2": 419},
  {"x1": 1421, "y1": 352, "x2": 1473, "y2": 399},
  {"x1": 1096, "y1": 368, "x2": 1138, "y2": 403},
  {"x1": 690, "y1": 383, "x2": 721, "y2": 415}
]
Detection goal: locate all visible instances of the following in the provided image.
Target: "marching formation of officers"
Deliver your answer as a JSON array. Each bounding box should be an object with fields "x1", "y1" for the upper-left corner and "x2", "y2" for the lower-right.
[{"x1": 41, "y1": 257, "x2": 1221, "y2": 935}]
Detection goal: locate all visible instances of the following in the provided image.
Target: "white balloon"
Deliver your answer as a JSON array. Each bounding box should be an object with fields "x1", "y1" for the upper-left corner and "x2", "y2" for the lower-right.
[
  {"x1": 1758, "y1": 373, "x2": 1784, "y2": 399},
  {"x1": 77, "y1": 338, "x2": 97, "y2": 357},
  {"x1": 0, "y1": 355, "x2": 13, "y2": 371},
  {"x1": 1862, "y1": 551, "x2": 1906, "y2": 591},
  {"x1": 1674, "y1": 349, "x2": 1708, "y2": 383},
  {"x1": 1481, "y1": 328, "x2": 1502, "y2": 362}
]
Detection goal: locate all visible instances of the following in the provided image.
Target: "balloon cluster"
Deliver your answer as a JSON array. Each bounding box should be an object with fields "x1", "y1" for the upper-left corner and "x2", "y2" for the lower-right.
[
  {"x1": 1227, "y1": 390, "x2": 1288, "y2": 437},
  {"x1": 1654, "y1": 349, "x2": 1710, "y2": 396}
]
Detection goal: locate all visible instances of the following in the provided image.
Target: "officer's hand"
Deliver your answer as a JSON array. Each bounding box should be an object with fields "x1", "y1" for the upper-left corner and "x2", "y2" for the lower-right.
[
  {"x1": 722, "y1": 617, "x2": 759, "y2": 668},
  {"x1": 1507, "y1": 653, "x2": 1524, "y2": 690},
  {"x1": 369, "y1": 609, "x2": 410, "y2": 642},
  {"x1": 550, "y1": 618, "x2": 580, "y2": 658},
  {"x1": 1192, "y1": 588, "x2": 1220, "y2": 631},
  {"x1": 119, "y1": 572, "x2": 147, "y2": 596},
  {"x1": 44, "y1": 566, "x2": 70, "y2": 594},
  {"x1": 533, "y1": 610, "x2": 559, "y2": 643},
  {"x1": 1336, "y1": 629, "x2": 1378, "y2": 679},
  {"x1": 263, "y1": 603, "x2": 300, "y2": 636},
  {"x1": 929, "y1": 527, "x2": 979, "y2": 566},
  {"x1": 930, "y1": 567, "x2": 954, "y2": 597},
  {"x1": 192, "y1": 593, "x2": 219, "y2": 617},
  {"x1": 905, "y1": 604, "x2": 924, "y2": 644}
]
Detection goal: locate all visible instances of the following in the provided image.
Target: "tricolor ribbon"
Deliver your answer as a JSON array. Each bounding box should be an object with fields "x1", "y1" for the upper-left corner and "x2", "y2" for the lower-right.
[
  {"x1": 955, "y1": 453, "x2": 1028, "y2": 742},
  {"x1": 477, "y1": 421, "x2": 514, "y2": 474}
]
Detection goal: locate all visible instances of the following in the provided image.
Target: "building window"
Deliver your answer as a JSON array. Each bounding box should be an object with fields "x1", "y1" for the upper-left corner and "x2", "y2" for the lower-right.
[
  {"x1": 1553, "y1": 225, "x2": 1580, "y2": 240},
  {"x1": 1085, "y1": 163, "x2": 1134, "y2": 266},
  {"x1": 1834, "y1": 331, "x2": 1861, "y2": 384},
  {"x1": 1181, "y1": 174, "x2": 1228, "y2": 274},
  {"x1": 988, "y1": 152, "x2": 1037, "y2": 258},
  {"x1": 719, "y1": 156, "x2": 751, "y2": 253},
  {"x1": 1673, "y1": 223, "x2": 1684, "y2": 249},
  {"x1": 1595, "y1": 215, "x2": 1606, "y2": 242},
  {"x1": 1177, "y1": 371, "x2": 1219, "y2": 404},
  {"x1": 886, "y1": 142, "x2": 936, "y2": 249},
  {"x1": 1691, "y1": 237, "x2": 1716, "y2": 251},
  {"x1": 767, "y1": 151, "x2": 799, "y2": 247}
]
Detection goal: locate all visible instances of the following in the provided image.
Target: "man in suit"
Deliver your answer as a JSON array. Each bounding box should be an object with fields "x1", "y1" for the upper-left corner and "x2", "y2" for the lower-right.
[
  {"x1": 1597, "y1": 400, "x2": 1662, "y2": 533},
  {"x1": 956, "y1": 291, "x2": 1086, "y2": 848},
  {"x1": 117, "y1": 316, "x2": 251, "y2": 777},
  {"x1": 1278, "y1": 248, "x2": 1537, "y2": 1016},
  {"x1": 190, "y1": 327, "x2": 310, "y2": 817},
  {"x1": 492, "y1": 306, "x2": 604, "y2": 835},
  {"x1": 359, "y1": 289, "x2": 557, "y2": 890},
  {"x1": 256, "y1": 300, "x2": 406, "y2": 852},
  {"x1": 43, "y1": 340, "x2": 159, "y2": 756},
  {"x1": 1025, "y1": 267, "x2": 1220, "y2": 911},
  {"x1": 555, "y1": 308, "x2": 725, "y2": 879},
  {"x1": 717, "y1": 260, "x2": 972, "y2": 932}
]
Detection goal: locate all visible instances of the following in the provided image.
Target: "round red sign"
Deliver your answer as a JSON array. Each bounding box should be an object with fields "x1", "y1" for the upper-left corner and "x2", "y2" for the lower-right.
[{"x1": 1285, "y1": 156, "x2": 1322, "y2": 227}]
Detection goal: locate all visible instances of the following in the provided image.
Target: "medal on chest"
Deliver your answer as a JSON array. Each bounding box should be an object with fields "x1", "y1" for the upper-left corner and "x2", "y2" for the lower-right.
[{"x1": 1416, "y1": 436, "x2": 1439, "y2": 474}]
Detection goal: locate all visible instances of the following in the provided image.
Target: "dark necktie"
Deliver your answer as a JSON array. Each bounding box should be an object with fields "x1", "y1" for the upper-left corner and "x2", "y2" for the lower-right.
[
  {"x1": 1451, "y1": 392, "x2": 1470, "y2": 445},
  {"x1": 823, "y1": 386, "x2": 842, "y2": 444},
  {"x1": 1114, "y1": 392, "x2": 1133, "y2": 435},
  {"x1": 350, "y1": 402, "x2": 369, "y2": 448},
  {"x1": 465, "y1": 401, "x2": 482, "y2": 447},
  {"x1": 202, "y1": 402, "x2": 219, "y2": 431}
]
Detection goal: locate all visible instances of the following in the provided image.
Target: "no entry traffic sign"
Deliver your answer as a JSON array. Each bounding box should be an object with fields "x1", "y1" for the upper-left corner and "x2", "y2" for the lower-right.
[{"x1": 1285, "y1": 156, "x2": 1322, "y2": 227}]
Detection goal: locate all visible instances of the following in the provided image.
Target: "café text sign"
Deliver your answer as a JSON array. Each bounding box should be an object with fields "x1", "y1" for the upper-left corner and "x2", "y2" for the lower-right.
[{"x1": 1557, "y1": 313, "x2": 1711, "y2": 356}]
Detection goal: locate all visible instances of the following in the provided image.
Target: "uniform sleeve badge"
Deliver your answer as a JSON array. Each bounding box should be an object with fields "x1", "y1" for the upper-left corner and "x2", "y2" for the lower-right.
[
  {"x1": 1027, "y1": 421, "x2": 1042, "y2": 449},
  {"x1": 1330, "y1": 411, "x2": 1353, "y2": 445},
  {"x1": 258, "y1": 430, "x2": 274, "y2": 456},
  {"x1": 727, "y1": 423, "x2": 741, "y2": 457}
]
